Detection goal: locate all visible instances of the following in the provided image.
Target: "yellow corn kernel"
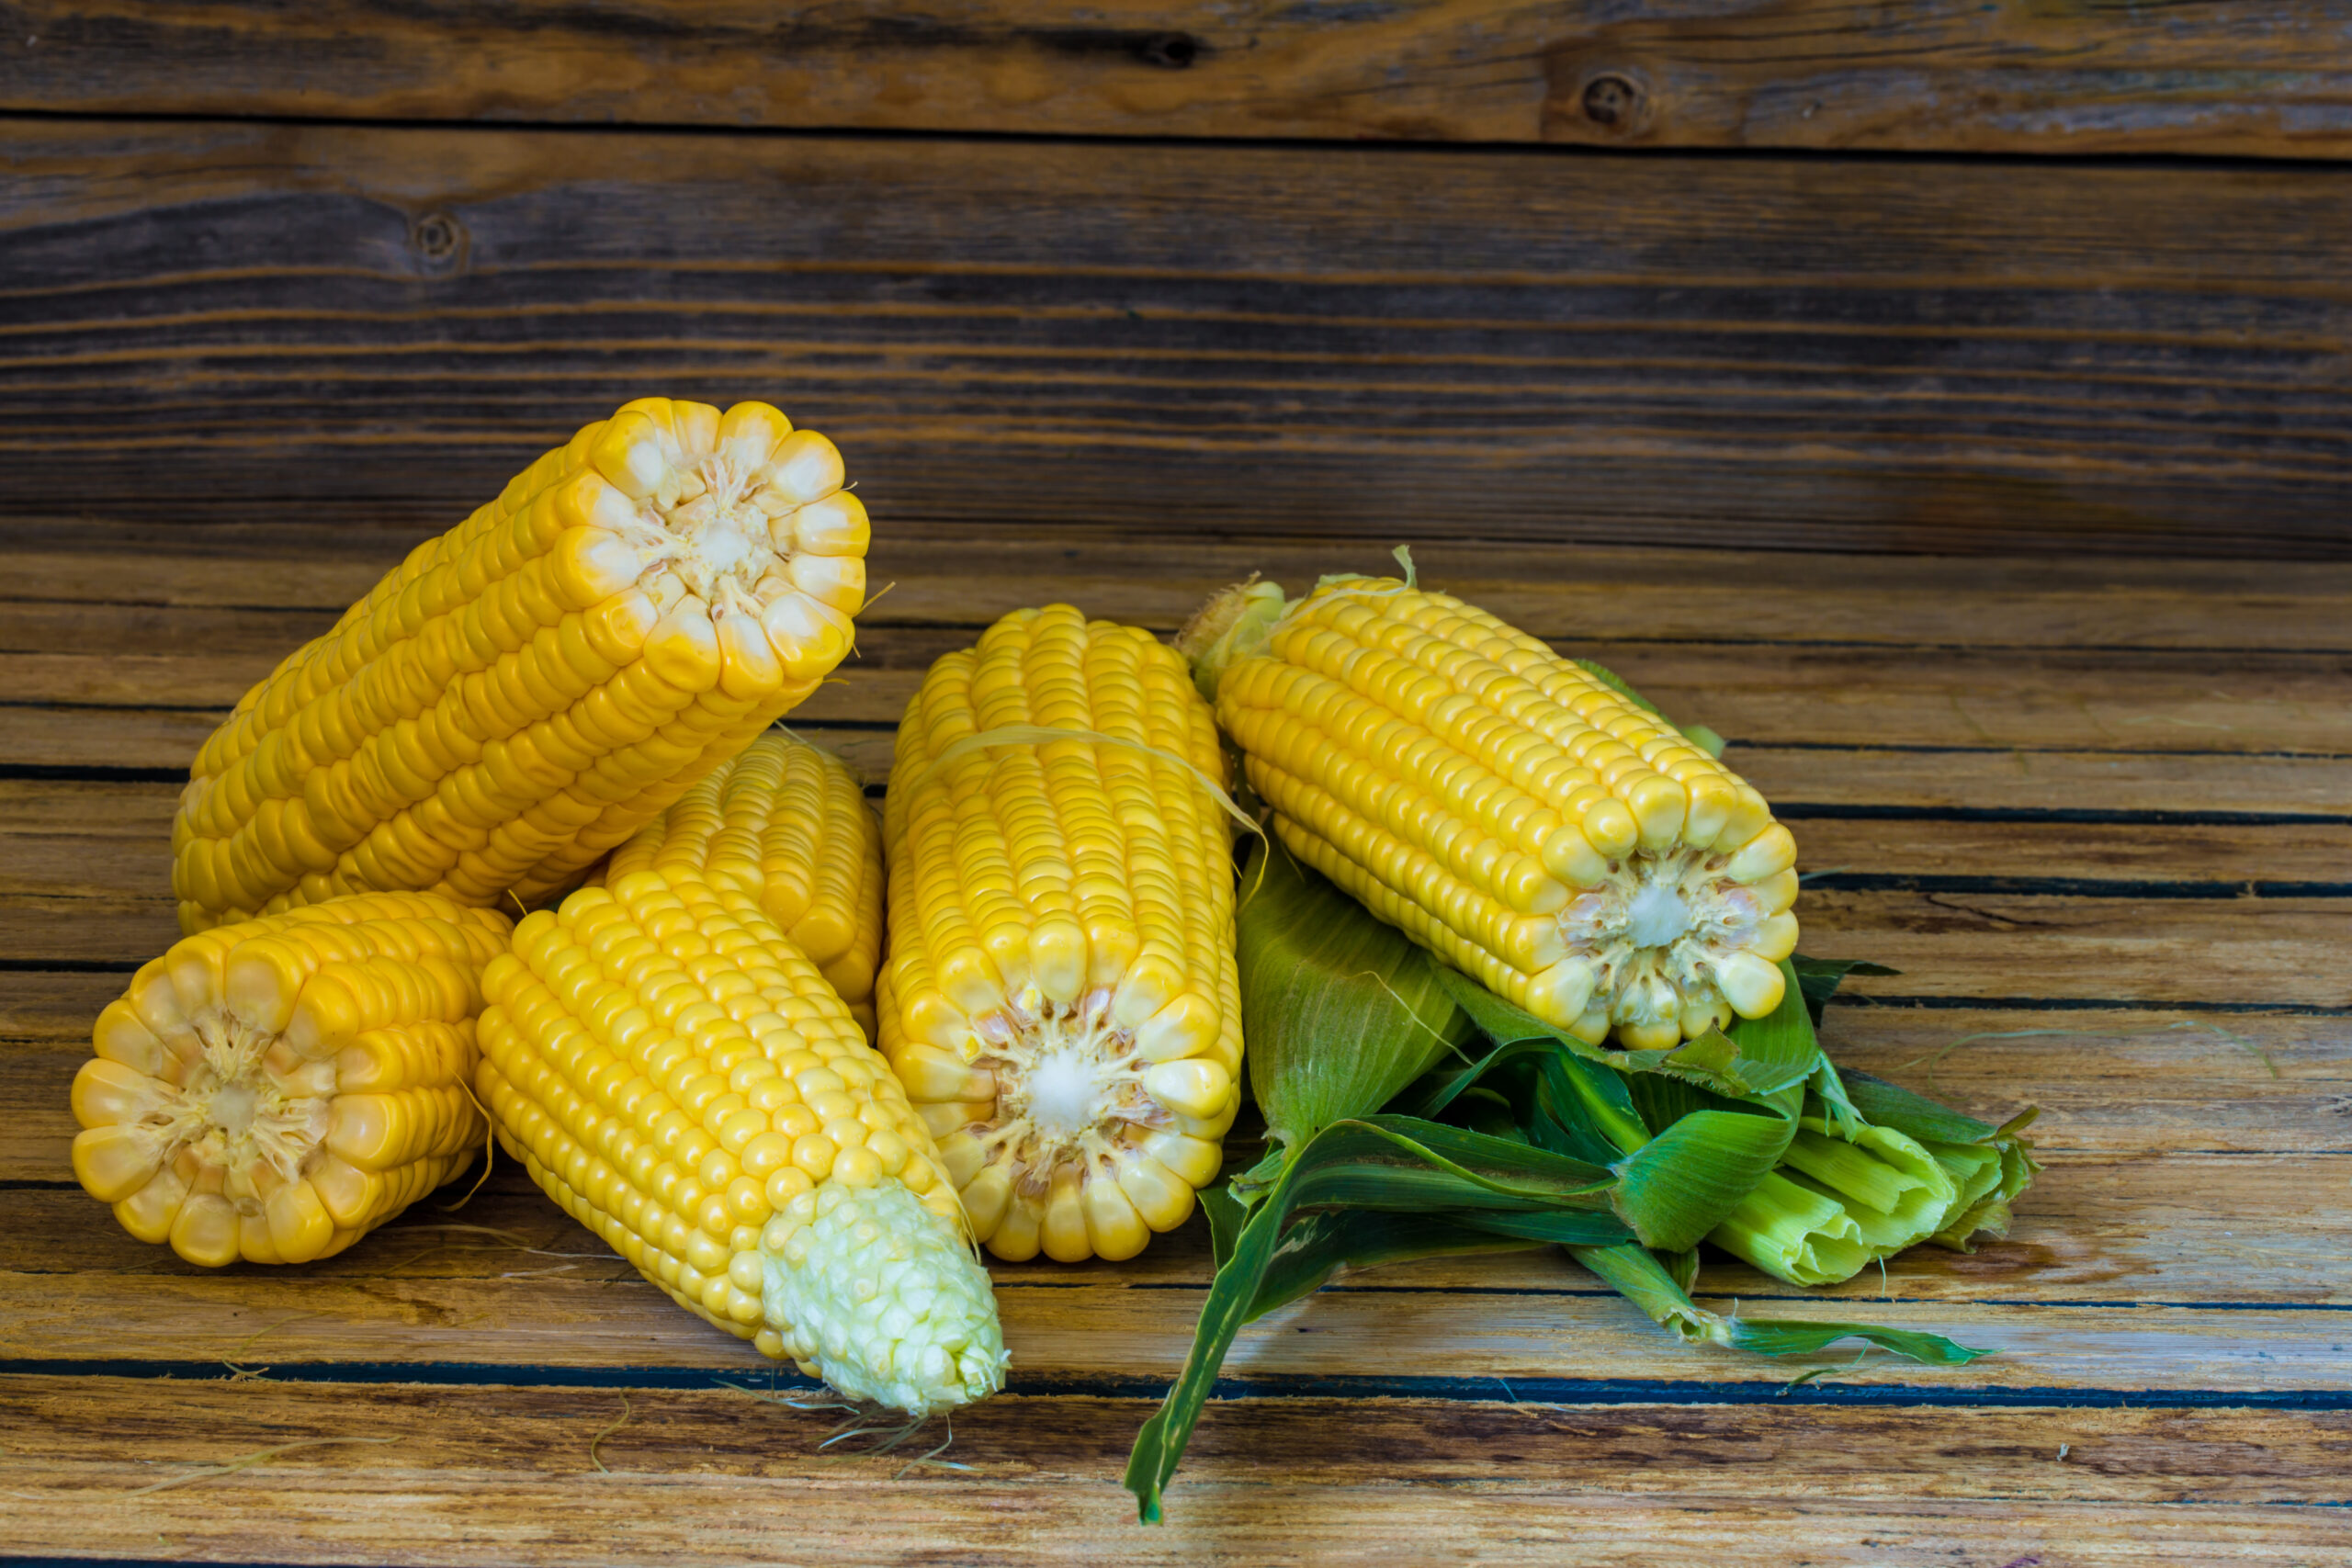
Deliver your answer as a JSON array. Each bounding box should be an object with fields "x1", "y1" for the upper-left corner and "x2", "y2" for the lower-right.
[
  {"x1": 173, "y1": 399, "x2": 870, "y2": 934},
  {"x1": 478, "y1": 870, "x2": 1003, "y2": 1416},
  {"x1": 877, "y1": 606, "x2": 1242, "y2": 1265},
  {"x1": 70, "y1": 892, "x2": 511, "y2": 1266},
  {"x1": 1182, "y1": 576, "x2": 1798, "y2": 1047},
  {"x1": 603, "y1": 730, "x2": 884, "y2": 1032}
]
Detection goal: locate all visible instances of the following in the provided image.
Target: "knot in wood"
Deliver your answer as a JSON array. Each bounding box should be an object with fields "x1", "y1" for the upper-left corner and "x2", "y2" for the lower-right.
[
  {"x1": 410, "y1": 211, "x2": 464, "y2": 268},
  {"x1": 1136, "y1": 32, "x2": 1197, "y2": 69},
  {"x1": 1581, "y1": 74, "x2": 1639, "y2": 128}
]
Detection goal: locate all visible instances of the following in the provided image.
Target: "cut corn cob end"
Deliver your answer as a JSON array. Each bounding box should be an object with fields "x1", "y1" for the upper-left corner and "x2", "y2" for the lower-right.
[
  {"x1": 173, "y1": 396, "x2": 870, "y2": 935},
  {"x1": 479, "y1": 871, "x2": 1005, "y2": 1416},
  {"x1": 70, "y1": 892, "x2": 511, "y2": 1266},
  {"x1": 882, "y1": 965, "x2": 1242, "y2": 1267},
  {"x1": 880, "y1": 605, "x2": 1244, "y2": 1265},
  {"x1": 602, "y1": 728, "x2": 886, "y2": 1030},
  {"x1": 1187, "y1": 574, "x2": 1799, "y2": 1049}
]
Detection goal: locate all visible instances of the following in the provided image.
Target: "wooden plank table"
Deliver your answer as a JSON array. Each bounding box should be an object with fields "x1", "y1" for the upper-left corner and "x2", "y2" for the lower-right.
[{"x1": 4, "y1": 8, "x2": 2350, "y2": 1562}]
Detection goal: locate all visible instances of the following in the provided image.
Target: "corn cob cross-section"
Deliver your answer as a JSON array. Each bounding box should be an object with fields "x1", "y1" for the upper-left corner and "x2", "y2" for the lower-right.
[
  {"x1": 879, "y1": 605, "x2": 1242, "y2": 1264},
  {"x1": 71, "y1": 892, "x2": 512, "y2": 1266},
  {"x1": 172, "y1": 397, "x2": 869, "y2": 934},
  {"x1": 1182, "y1": 576, "x2": 1798, "y2": 1049},
  {"x1": 605, "y1": 729, "x2": 885, "y2": 1037},
  {"x1": 479, "y1": 871, "x2": 1004, "y2": 1416}
]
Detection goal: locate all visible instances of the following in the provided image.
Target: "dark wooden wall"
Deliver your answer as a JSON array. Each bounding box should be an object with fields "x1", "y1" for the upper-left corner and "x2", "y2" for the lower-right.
[{"x1": 2, "y1": 4, "x2": 2348, "y2": 558}]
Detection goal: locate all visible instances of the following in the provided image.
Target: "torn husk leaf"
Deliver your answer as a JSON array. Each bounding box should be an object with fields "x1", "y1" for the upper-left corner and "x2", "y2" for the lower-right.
[
  {"x1": 1707, "y1": 1117, "x2": 1959, "y2": 1287},
  {"x1": 1834, "y1": 1070, "x2": 2043, "y2": 1252},
  {"x1": 1123, "y1": 1115, "x2": 1622, "y2": 1524},
  {"x1": 1237, "y1": 837, "x2": 1476, "y2": 1152},
  {"x1": 1173, "y1": 576, "x2": 1287, "y2": 704},
  {"x1": 1572, "y1": 1242, "x2": 1991, "y2": 1366}
]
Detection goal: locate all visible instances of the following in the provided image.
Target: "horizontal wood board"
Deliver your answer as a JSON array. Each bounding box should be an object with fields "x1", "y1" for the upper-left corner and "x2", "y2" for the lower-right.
[
  {"x1": 2, "y1": 531, "x2": 2346, "y2": 1562},
  {"x1": 6, "y1": 1382, "x2": 2351, "y2": 1567},
  {"x1": 10, "y1": 1, "x2": 2352, "y2": 159},
  {"x1": 6, "y1": 124, "x2": 2352, "y2": 558}
]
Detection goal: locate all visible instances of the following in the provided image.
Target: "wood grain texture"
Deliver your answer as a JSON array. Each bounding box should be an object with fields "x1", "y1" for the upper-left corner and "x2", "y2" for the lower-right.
[
  {"x1": 17, "y1": 523, "x2": 2352, "y2": 651},
  {"x1": 9, "y1": 616, "x2": 2348, "y2": 754},
  {"x1": 6, "y1": 123, "x2": 2352, "y2": 557},
  {"x1": 6, "y1": 1383, "x2": 2349, "y2": 1567},
  {"x1": 6, "y1": 1188, "x2": 2352, "y2": 1391},
  {"x1": 6, "y1": 1381, "x2": 2348, "y2": 1509},
  {"x1": 8, "y1": 1133, "x2": 2346, "y2": 1313},
  {"x1": 7, "y1": 1, "x2": 2352, "y2": 159}
]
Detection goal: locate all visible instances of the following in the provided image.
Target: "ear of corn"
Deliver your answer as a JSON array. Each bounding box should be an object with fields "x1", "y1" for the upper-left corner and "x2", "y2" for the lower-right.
[
  {"x1": 477, "y1": 870, "x2": 1004, "y2": 1416},
  {"x1": 604, "y1": 729, "x2": 885, "y2": 1038},
  {"x1": 877, "y1": 605, "x2": 1242, "y2": 1264},
  {"x1": 70, "y1": 892, "x2": 511, "y2": 1266},
  {"x1": 172, "y1": 398, "x2": 869, "y2": 934},
  {"x1": 1182, "y1": 575, "x2": 1797, "y2": 1050}
]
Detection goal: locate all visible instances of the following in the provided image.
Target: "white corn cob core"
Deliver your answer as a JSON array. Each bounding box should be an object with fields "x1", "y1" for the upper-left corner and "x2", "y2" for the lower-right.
[{"x1": 761, "y1": 1178, "x2": 1004, "y2": 1414}]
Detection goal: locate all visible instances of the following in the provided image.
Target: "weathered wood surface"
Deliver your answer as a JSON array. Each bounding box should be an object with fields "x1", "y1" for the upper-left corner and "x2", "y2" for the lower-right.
[
  {"x1": 18, "y1": 523, "x2": 2352, "y2": 650},
  {"x1": 6, "y1": 1385, "x2": 2347, "y2": 1568},
  {"x1": 6, "y1": 124, "x2": 2352, "y2": 558},
  {"x1": 2, "y1": 530, "x2": 2346, "y2": 1561},
  {"x1": 9, "y1": 1, "x2": 2352, "y2": 160}
]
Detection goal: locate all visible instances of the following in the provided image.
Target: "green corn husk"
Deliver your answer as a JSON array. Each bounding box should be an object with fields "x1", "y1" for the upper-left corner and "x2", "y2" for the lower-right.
[
  {"x1": 1238, "y1": 833, "x2": 1475, "y2": 1152},
  {"x1": 1838, "y1": 1068, "x2": 2044, "y2": 1251},
  {"x1": 1571, "y1": 1241, "x2": 1991, "y2": 1365},
  {"x1": 1123, "y1": 1111, "x2": 1629, "y2": 1523},
  {"x1": 1708, "y1": 1119, "x2": 1959, "y2": 1286},
  {"x1": 1125, "y1": 657, "x2": 2037, "y2": 1524}
]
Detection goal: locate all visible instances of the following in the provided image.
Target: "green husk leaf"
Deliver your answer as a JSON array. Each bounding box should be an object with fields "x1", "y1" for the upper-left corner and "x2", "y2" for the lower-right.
[
  {"x1": 1811, "y1": 1057, "x2": 1865, "y2": 1139},
  {"x1": 1833, "y1": 1070, "x2": 2043, "y2": 1251},
  {"x1": 1396, "y1": 1034, "x2": 1650, "y2": 1158},
  {"x1": 1611, "y1": 1102, "x2": 1798, "y2": 1251},
  {"x1": 1790, "y1": 955, "x2": 1901, "y2": 1026},
  {"x1": 1173, "y1": 576, "x2": 1288, "y2": 703},
  {"x1": 1662, "y1": 1245, "x2": 1701, "y2": 1294},
  {"x1": 1238, "y1": 839, "x2": 1475, "y2": 1150},
  {"x1": 1432, "y1": 960, "x2": 1823, "y2": 1108},
  {"x1": 1533, "y1": 1055, "x2": 1645, "y2": 1165},
  {"x1": 1720, "y1": 962, "x2": 1832, "y2": 1102},
  {"x1": 1200, "y1": 1177, "x2": 1250, "y2": 1270},
  {"x1": 1426, "y1": 959, "x2": 1834, "y2": 1249},
  {"x1": 1248, "y1": 1210, "x2": 1553, "y2": 1324},
  {"x1": 1568, "y1": 1241, "x2": 1989, "y2": 1364},
  {"x1": 1707, "y1": 1170, "x2": 1869, "y2": 1285},
  {"x1": 1285, "y1": 1117, "x2": 1617, "y2": 1213},
  {"x1": 1837, "y1": 1068, "x2": 2000, "y2": 1144},
  {"x1": 1125, "y1": 1114, "x2": 1619, "y2": 1523},
  {"x1": 1930, "y1": 1110, "x2": 2043, "y2": 1251},
  {"x1": 1707, "y1": 1117, "x2": 1962, "y2": 1286},
  {"x1": 1431, "y1": 964, "x2": 1611, "y2": 1060},
  {"x1": 1460, "y1": 1208, "x2": 1641, "y2": 1247}
]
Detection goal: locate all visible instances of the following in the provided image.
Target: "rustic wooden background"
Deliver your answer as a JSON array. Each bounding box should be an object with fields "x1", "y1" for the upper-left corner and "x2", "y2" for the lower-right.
[{"x1": 3, "y1": 5, "x2": 2349, "y2": 1563}]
